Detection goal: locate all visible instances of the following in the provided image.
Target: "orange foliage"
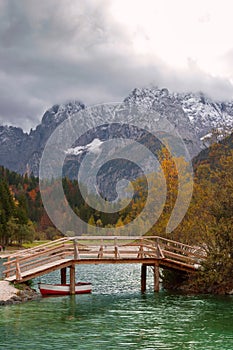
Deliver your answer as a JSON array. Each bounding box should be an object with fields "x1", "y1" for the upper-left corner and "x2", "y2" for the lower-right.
[{"x1": 28, "y1": 189, "x2": 37, "y2": 201}]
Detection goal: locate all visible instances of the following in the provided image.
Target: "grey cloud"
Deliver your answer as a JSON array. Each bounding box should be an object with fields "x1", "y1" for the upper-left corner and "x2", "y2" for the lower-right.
[
  {"x1": 0, "y1": 0, "x2": 233, "y2": 131},
  {"x1": 0, "y1": 72, "x2": 46, "y2": 130},
  {"x1": 157, "y1": 63, "x2": 233, "y2": 101}
]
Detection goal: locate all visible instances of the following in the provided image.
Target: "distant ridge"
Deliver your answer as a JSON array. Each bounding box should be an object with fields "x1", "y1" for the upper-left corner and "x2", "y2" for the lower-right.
[{"x1": 0, "y1": 87, "x2": 232, "y2": 178}]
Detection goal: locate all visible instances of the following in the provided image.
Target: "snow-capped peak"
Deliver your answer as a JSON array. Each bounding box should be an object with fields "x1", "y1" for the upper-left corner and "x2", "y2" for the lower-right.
[{"x1": 125, "y1": 86, "x2": 233, "y2": 139}]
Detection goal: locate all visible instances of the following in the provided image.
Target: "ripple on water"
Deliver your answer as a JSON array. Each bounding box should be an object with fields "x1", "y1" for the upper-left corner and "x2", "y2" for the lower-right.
[{"x1": 0, "y1": 263, "x2": 232, "y2": 350}]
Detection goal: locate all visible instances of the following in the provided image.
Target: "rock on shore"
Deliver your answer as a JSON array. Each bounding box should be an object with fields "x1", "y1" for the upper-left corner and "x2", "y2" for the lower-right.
[{"x1": 0, "y1": 281, "x2": 40, "y2": 306}]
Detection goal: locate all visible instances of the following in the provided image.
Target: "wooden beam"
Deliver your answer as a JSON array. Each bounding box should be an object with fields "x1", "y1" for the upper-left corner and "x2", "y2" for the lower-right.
[
  {"x1": 4, "y1": 234, "x2": 205, "y2": 284},
  {"x1": 114, "y1": 238, "x2": 120, "y2": 258},
  {"x1": 97, "y1": 245, "x2": 104, "y2": 258},
  {"x1": 3, "y1": 247, "x2": 73, "y2": 274},
  {"x1": 61, "y1": 267, "x2": 67, "y2": 284},
  {"x1": 70, "y1": 264, "x2": 75, "y2": 295},
  {"x1": 6, "y1": 260, "x2": 74, "y2": 283},
  {"x1": 137, "y1": 245, "x2": 144, "y2": 258},
  {"x1": 73, "y1": 240, "x2": 80, "y2": 260},
  {"x1": 16, "y1": 257, "x2": 22, "y2": 281},
  {"x1": 73, "y1": 258, "x2": 161, "y2": 265},
  {"x1": 159, "y1": 259, "x2": 196, "y2": 273},
  {"x1": 153, "y1": 263, "x2": 160, "y2": 292},
  {"x1": 6, "y1": 257, "x2": 11, "y2": 278},
  {"x1": 141, "y1": 264, "x2": 147, "y2": 293}
]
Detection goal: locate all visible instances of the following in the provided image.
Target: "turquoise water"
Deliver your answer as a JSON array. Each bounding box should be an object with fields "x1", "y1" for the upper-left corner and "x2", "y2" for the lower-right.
[{"x1": 0, "y1": 263, "x2": 232, "y2": 350}]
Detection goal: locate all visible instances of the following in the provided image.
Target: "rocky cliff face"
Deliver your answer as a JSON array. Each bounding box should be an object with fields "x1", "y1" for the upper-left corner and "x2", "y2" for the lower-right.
[
  {"x1": 0, "y1": 87, "x2": 232, "y2": 179},
  {"x1": 0, "y1": 125, "x2": 29, "y2": 173},
  {"x1": 0, "y1": 101, "x2": 85, "y2": 174}
]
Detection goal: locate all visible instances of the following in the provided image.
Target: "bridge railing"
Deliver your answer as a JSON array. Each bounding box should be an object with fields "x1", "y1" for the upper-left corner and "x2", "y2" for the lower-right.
[
  {"x1": 3, "y1": 237, "x2": 70, "y2": 259},
  {"x1": 3, "y1": 236, "x2": 206, "y2": 281},
  {"x1": 3, "y1": 241, "x2": 74, "y2": 279},
  {"x1": 153, "y1": 236, "x2": 206, "y2": 266}
]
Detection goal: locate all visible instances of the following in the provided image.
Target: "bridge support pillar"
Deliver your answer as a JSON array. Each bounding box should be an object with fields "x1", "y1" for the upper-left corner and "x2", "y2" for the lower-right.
[
  {"x1": 141, "y1": 264, "x2": 147, "y2": 293},
  {"x1": 153, "y1": 263, "x2": 160, "y2": 292},
  {"x1": 70, "y1": 264, "x2": 76, "y2": 295},
  {"x1": 61, "y1": 267, "x2": 67, "y2": 284}
]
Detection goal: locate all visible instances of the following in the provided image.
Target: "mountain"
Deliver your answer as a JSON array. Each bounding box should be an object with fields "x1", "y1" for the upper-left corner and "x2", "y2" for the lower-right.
[
  {"x1": 0, "y1": 101, "x2": 85, "y2": 175},
  {"x1": 0, "y1": 87, "x2": 233, "y2": 182},
  {"x1": 193, "y1": 131, "x2": 233, "y2": 169},
  {"x1": 125, "y1": 88, "x2": 233, "y2": 142}
]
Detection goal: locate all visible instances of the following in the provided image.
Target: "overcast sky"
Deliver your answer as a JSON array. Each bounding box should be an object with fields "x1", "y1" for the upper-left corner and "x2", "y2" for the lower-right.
[{"x1": 1, "y1": 0, "x2": 233, "y2": 131}]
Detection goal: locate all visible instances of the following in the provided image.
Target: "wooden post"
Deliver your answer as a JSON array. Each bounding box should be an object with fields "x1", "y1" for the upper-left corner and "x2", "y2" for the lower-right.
[
  {"x1": 16, "y1": 257, "x2": 22, "y2": 281},
  {"x1": 114, "y1": 237, "x2": 119, "y2": 258},
  {"x1": 6, "y1": 256, "x2": 11, "y2": 278},
  {"x1": 141, "y1": 264, "x2": 147, "y2": 293},
  {"x1": 73, "y1": 239, "x2": 80, "y2": 260},
  {"x1": 137, "y1": 245, "x2": 144, "y2": 258},
  {"x1": 61, "y1": 267, "x2": 67, "y2": 284},
  {"x1": 70, "y1": 264, "x2": 75, "y2": 295},
  {"x1": 98, "y1": 244, "x2": 104, "y2": 258},
  {"x1": 156, "y1": 237, "x2": 160, "y2": 258},
  {"x1": 153, "y1": 263, "x2": 160, "y2": 292}
]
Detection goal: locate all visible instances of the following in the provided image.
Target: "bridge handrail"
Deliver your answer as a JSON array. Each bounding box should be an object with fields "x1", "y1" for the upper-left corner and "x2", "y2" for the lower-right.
[
  {"x1": 4, "y1": 237, "x2": 70, "y2": 259},
  {"x1": 3, "y1": 236, "x2": 206, "y2": 280},
  {"x1": 3, "y1": 244, "x2": 73, "y2": 278},
  {"x1": 3, "y1": 243, "x2": 72, "y2": 267}
]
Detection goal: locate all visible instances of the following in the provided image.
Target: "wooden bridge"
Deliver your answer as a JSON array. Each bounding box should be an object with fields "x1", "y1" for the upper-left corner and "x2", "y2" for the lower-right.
[{"x1": 2, "y1": 236, "x2": 205, "y2": 293}]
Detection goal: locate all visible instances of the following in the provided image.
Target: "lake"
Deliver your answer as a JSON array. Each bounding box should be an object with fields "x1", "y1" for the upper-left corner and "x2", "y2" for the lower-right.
[{"x1": 0, "y1": 262, "x2": 232, "y2": 350}]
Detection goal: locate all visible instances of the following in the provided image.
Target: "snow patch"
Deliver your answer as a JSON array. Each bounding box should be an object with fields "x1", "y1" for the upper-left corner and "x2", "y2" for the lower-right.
[{"x1": 65, "y1": 138, "x2": 103, "y2": 155}]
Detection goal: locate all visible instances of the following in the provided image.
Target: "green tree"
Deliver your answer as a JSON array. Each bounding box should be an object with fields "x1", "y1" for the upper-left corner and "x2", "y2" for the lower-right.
[{"x1": 0, "y1": 179, "x2": 15, "y2": 245}]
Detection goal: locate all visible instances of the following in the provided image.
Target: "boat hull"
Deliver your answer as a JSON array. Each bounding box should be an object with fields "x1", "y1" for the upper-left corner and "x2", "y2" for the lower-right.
[{"x1": 39, "y1": 282, "x2": 92, "y2": 296}]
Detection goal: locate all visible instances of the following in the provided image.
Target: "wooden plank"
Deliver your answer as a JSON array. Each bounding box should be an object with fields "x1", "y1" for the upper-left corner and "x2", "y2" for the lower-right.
[
  {"x1": 158, "y1": 245, "x2": 165, "y2": 259},
  {"x1": 5, "y1": 255, "x2": 198, "y2": 283},
  {"x1": 156, "y1": 236, "x2": 198, "y2": 250},
  {"x1": 73, "y1": 258, "x2": 161, "y2": 265},
  {"x1": 4, "y1": 237, "x2": 69, "y2": 259},
  {"x1": 2, "y1": 249, "x2": 157, "y2": 277},
  {"x1": 5, "y1": 259, "x2": 73, "y2": 282},
  {"x1": 5, "y1": 256, "x2": 56, "y2": 275},
  {"x1": 143, "y1": 251, "x2": 159, "y2": 259},
  {"x1": 3, "y1": 243, "x2": 71, "y2": 267},
  {"x1": 159, "y1": 243, "x2": 205, "y2": 259},
  {"x1": 3, "y1": 235, "x2": 205, "y2": 284},
  {"x1": 70, "y1": 235, "x2": 143, "y2": 240},
  {"x1": 162, "y1": 249, "x2": 194, "y2": 263},
  {"x1": 159, "y1": 258, "x2": 196, "y2": 272},
  {"x1": 15, "y1": 250, "x2": 72, "y2": 273}
]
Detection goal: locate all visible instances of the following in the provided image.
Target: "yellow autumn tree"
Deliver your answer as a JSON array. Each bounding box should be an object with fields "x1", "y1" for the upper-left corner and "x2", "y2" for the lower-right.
[{"x1": 120, "y1": 147, "x2": 193, "y2": 238}]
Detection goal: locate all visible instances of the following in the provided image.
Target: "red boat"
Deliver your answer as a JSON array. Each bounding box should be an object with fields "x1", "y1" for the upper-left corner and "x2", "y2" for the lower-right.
[{"x1": 38, "y1": 282, "x2": 92, "y2": 296}]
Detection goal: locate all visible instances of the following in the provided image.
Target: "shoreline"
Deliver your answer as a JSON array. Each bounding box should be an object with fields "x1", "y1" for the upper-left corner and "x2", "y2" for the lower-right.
[{"x1": 0, "y1": 281, "x2": 41, "y2": 306}]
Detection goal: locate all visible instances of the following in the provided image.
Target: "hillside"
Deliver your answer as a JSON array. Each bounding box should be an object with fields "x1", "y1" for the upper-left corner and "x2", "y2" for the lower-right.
[{"x1": 193, "y1": 131, "x2": 233, "y2": 169}]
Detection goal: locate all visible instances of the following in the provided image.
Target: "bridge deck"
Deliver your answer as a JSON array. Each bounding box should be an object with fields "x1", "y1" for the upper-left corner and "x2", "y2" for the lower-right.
[{"x1": 3, "y1": 236, "x2": 205, "y2": 284}]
